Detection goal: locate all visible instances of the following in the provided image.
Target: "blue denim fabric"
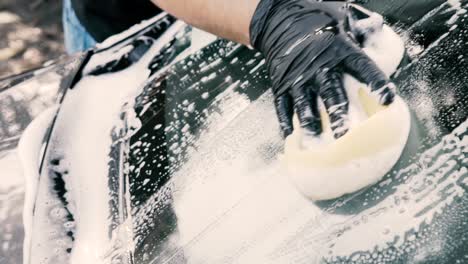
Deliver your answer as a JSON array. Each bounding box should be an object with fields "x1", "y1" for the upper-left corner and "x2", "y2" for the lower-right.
[{"x1": 62, "y1": 0, "x2": 97, "y2": 54}]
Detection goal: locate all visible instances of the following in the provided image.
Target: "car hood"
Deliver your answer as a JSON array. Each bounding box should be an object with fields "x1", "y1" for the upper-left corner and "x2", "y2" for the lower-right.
[{"x1": 1, "y1": 1, "x2": 467, "y2": 264}]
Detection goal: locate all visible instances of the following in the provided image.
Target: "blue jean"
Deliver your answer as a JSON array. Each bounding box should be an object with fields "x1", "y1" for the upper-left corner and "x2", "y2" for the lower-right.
[{"x1": 62, "y1": 0, "x2": 97, "y2": 54}]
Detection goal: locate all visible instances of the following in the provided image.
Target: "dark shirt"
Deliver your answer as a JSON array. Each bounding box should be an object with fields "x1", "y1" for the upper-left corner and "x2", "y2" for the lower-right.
[{"x1": 71, "y1": 0, "x2": 162, "y2": 42}]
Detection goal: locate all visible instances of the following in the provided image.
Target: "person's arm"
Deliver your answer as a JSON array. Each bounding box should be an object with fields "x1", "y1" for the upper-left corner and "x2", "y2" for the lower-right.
[{"x1": 152, "y1": 0, "x2": 259, "y2": 45}]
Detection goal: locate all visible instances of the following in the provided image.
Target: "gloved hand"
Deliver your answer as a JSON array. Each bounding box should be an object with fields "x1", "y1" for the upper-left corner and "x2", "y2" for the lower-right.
[{"x1": 250, "y1": 0, "x2": 396, "y2": 138}]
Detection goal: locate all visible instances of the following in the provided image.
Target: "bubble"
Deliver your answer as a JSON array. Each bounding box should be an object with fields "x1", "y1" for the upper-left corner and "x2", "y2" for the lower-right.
[
  {"x1": 63, "y1": 221, "x2": 75, "y2": 229},
  {"x1": 49, "y1": 206, "x2": 68, "y2": 221}
]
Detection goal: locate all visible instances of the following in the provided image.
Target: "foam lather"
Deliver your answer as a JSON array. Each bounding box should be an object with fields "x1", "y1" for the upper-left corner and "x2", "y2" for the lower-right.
[{"x1": 281, "y1": 24, "x2": 411, "y2": 201}]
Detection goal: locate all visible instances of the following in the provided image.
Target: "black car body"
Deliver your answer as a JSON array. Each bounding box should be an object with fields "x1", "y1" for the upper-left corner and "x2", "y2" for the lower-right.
[{"x1": 0, "y1": 1, "x2": 467, "y2": 263}]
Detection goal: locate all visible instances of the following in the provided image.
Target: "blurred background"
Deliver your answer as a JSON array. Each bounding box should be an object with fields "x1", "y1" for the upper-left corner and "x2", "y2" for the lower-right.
[
  {"x1": 0, "y1": 0, "x2": 64, "y2": 79},
  {"x1": 1, "y1": 1, "x2": 65, "y2": 264}
]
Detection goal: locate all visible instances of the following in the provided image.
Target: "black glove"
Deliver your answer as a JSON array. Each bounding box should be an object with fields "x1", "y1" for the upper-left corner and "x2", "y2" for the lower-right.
[{"x1": 250, "y1": 0, "x2": 396, "y2": 138}]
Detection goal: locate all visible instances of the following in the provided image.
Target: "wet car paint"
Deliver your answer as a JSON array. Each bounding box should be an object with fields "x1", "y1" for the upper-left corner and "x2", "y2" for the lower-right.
[
  {"x1": 0, "y1": 0, "x2": 467, "y2": 263},
  {"x1": 117, "y1": 1, "x2": 467, "y2": 263}
]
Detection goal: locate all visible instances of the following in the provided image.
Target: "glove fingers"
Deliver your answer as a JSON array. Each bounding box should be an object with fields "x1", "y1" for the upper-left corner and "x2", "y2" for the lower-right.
[
  {"x1": 368, "y1": 81, "x2": 397, "y2": 106},
  {"x1": 315, "y1": 68, "x2": 350, "y2": 139},
  {"x1": 342, "y1": 52, "x2": 396, "y2": 105},
  {"x1": 290, "y1": 85, "x2": 322, "y2": 136},
  {"x1": 274, "y1": 93, "x2": 295, "y2": 138}
]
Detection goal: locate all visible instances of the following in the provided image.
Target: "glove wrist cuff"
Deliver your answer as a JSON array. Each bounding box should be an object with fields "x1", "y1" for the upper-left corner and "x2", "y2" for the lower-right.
[{"x1": 249, "y1": 0, "x2": 276, "y2": 49}]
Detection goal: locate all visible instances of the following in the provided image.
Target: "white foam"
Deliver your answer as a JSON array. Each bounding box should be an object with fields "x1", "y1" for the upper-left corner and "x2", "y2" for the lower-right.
[
  {"x1": 169, "y1": 96, "x2": 466, "y2": 263},
  {"x1": 17, "y1": 106, "x2": 58, "y2": 264},
  {"x1": 321, "y1": 121, "x2": 468, "y2": 258},
  {"x1": 169, "y1": 93, "x2": 329, "y2": 264},
  {"x1": 63, "y1": 30, "x2": 181, "y2": 264},
  {"x1": 25, "y1": 22, "x2": 189, "y2": 264}
]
